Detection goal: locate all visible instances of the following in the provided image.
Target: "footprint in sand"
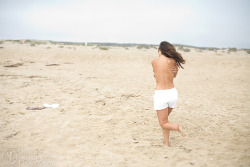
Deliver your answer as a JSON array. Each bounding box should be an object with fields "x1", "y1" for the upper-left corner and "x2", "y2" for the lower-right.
[
  {"x1": 45, "y1": 64, "x2": 60, "y2": 66},
  {"x1": 30, "y1": 132, "x2": 40, "y2": 136},
  {"x1": 5, "y1": 131, "x2": 20, "y2": 139},
  {"x1": 96, "y1": 99, "x2": 106, "y2": 106},
  {"x1": 18, "y1": 112, "x2": 25, "y2": 115},
  {"x1": 121, "y1": 94, "x2": 140, "y2": 99},
  {"x1": 4, "y1": 63, "x2": 23, "y2": 68}
]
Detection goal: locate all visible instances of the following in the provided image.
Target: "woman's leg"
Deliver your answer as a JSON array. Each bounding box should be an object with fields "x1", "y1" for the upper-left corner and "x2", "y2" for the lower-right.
[
  {"x1": 161, "y1": 108, "x2": 174, "y2": 145},
  {"x1": 157, "y1": 107, "x2": 179, "y2": 146}
]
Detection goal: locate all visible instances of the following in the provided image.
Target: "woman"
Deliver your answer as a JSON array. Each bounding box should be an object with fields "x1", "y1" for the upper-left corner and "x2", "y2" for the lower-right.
[{"x1": 151, "y1": 41, "x2": 186, "y2": 146}]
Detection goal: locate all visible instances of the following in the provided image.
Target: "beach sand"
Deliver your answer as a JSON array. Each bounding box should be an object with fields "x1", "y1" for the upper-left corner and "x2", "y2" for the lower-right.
[{"x1": 0, "y1": 41, "x2": 250, "y2": 166}]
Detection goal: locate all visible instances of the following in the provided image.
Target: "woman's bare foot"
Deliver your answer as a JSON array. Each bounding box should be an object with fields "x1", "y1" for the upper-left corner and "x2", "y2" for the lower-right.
[
  {"x1": 177, "y1": 125, "x2": 186, "y2": 138},
  {"x1": 164, "y1": 142, "x2": 171, "y2": 147}
]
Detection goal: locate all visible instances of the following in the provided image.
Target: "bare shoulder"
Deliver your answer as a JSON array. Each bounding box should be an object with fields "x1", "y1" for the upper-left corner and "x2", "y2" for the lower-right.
[{"x1": 151, "y1": 58, "x2": 159, "y2": 66}]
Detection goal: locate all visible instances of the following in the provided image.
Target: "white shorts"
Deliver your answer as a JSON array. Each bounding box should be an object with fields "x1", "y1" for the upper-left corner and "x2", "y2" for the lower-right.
[{"x1": 153, "y1": 88, "x2": 178, "y2": 110}]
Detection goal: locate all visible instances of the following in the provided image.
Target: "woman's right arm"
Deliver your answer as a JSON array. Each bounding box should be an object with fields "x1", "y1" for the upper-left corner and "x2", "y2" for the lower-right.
[{"x1": 172, "y1": 65, "x2": 179, "y2": 78}]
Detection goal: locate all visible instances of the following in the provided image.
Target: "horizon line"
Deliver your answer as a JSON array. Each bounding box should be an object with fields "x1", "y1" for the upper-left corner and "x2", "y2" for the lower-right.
[{"x1": 1, "y1": 39, "x2": 249, "y2": 50}]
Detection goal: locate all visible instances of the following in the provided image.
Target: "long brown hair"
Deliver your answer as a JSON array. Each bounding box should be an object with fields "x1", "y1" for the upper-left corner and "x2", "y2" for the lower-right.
[{"x1": 159, "y1": 41, "x2": 185, "y2": 69}]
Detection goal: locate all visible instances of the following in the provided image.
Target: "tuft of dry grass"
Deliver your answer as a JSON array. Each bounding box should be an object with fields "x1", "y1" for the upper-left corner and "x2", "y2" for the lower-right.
[{"x1": 99, "y1": 47, "x2": 109, "y2": 50}]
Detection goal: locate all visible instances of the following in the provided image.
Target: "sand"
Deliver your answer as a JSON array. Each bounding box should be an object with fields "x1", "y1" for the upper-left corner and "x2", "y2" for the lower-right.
[{"x1": 0, "y1": 41, "x2": 250, "y2": 167}]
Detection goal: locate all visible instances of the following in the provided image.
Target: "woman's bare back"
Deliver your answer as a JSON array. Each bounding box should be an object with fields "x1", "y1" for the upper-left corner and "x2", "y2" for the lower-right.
[{"x1": 152, "y1": 56, "x2": 178, "y2": 90}]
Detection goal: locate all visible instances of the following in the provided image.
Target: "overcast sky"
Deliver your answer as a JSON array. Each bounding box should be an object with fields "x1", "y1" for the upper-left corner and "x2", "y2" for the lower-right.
[{"x1": 0, "y1": 0, "x2": 249, "y2": 48}]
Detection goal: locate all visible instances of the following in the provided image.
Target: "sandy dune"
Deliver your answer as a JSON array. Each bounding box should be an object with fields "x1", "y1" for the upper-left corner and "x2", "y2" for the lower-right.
[{"x1": 0, "y1": 41, "x2": 249, "y2": 167}]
